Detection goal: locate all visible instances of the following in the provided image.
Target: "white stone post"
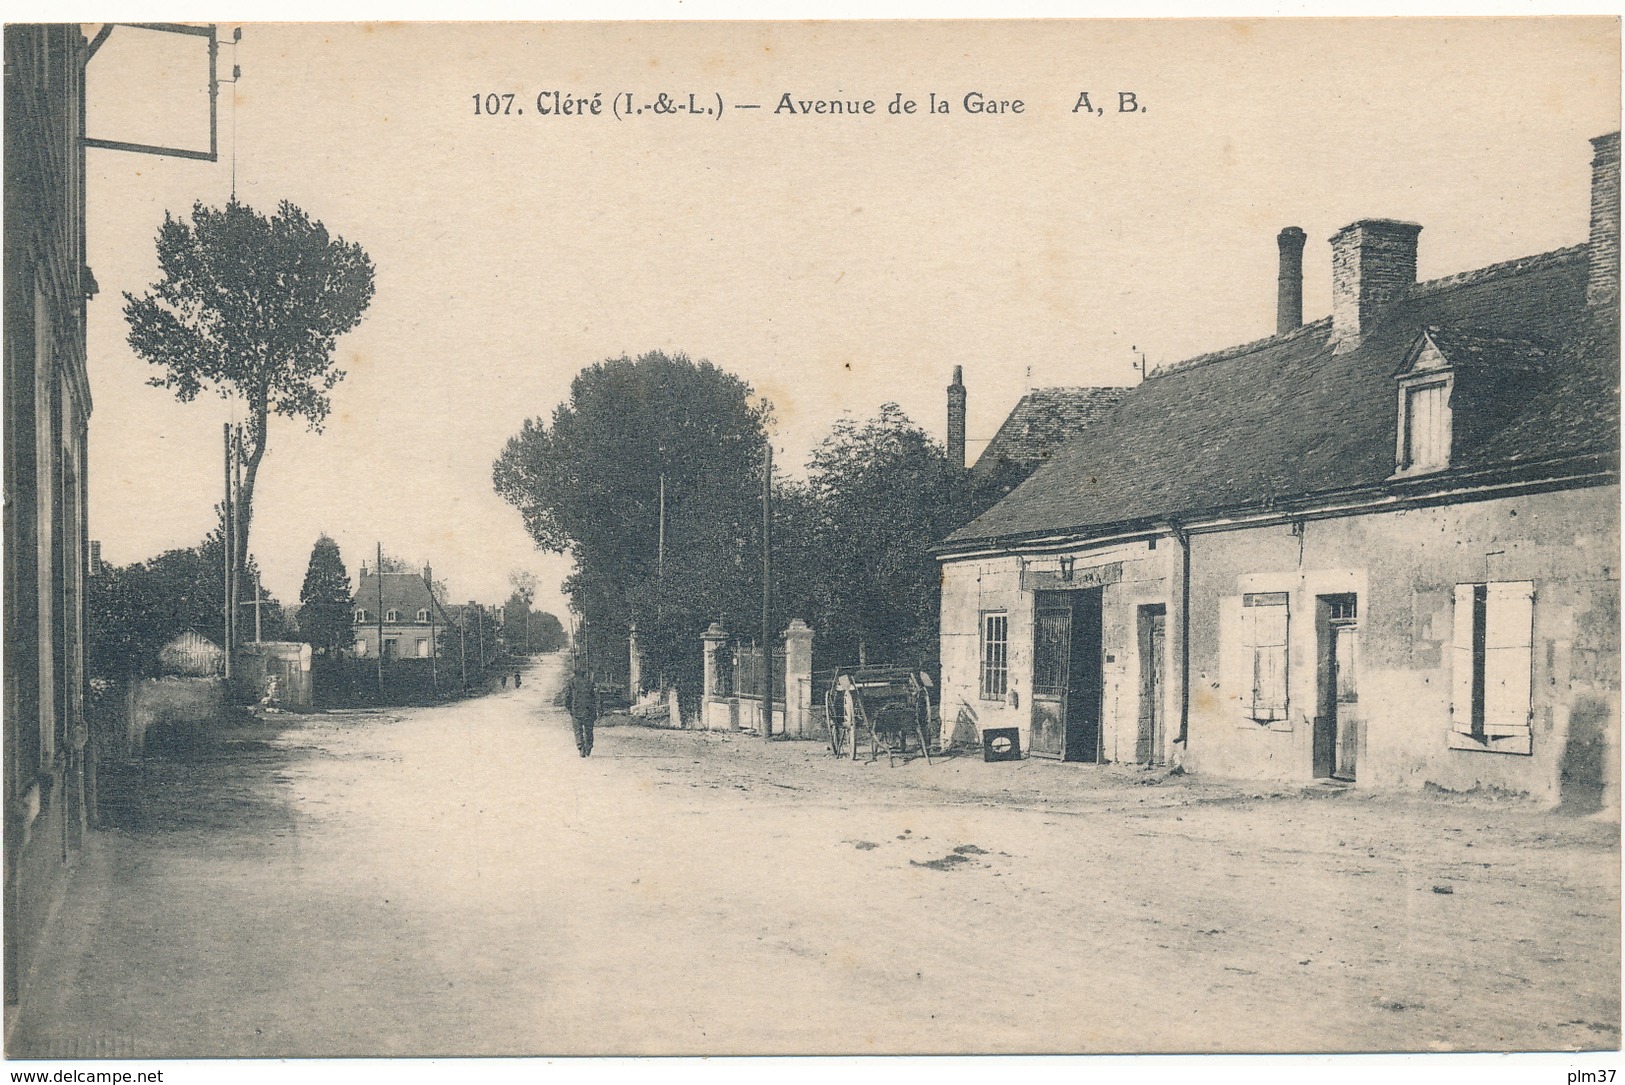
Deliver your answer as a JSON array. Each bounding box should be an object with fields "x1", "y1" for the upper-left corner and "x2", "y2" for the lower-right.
[
  {"x1": 784, "y1": 619, "x2": 814, "y2": 738},
  {"x1": 701, "y1": 622, "x2": 730, "y2": 731},
  {"x1": 628, "y1": 622, "x2": 643, "y2": 695}
]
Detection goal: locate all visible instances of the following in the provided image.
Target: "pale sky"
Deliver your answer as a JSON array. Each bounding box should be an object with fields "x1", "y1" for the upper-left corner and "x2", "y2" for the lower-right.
[{"x1": 81, "y1": 18, "x2": 1619, "y2": 621}]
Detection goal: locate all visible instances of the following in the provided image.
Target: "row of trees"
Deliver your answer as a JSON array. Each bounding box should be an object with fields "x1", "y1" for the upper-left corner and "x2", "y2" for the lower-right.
[
  {"x1": 105, "y1": 195, "x2": 579, "y2": 691},
  {"x1": 493, "y1": 351, "x2": 972, "y2": 706},
  {"x1": 90, "y1": 197, "x2": 376, "y2": 689},
  {"x1": 87, "y1": 519, "x2": 290, "y2": 684},
  {"x1": 89, "y1": 523, "x2": 567, "y2": 688}
]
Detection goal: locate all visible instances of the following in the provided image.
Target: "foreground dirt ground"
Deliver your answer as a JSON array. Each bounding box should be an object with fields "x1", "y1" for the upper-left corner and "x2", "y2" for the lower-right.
[{"x1": 8, "y1": 653, "x2": 1619, "y2": 1057}]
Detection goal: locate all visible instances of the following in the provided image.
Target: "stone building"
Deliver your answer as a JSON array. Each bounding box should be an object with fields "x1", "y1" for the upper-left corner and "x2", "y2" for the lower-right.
[
  {"x1": 937, "y1": 132, "x2": 1620, "y2": 809},
  {"x1": 351, "y1": 563, "x2": 457, "y2": 662},
  {"x1": 4, "y1": 24, "x2": 96, "y2": 1007}
]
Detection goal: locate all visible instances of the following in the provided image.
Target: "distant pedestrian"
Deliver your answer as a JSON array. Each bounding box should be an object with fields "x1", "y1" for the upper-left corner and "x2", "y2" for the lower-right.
[
  {"x1": 568, "y1": 665, "x2": 595, "y2": 757},
  {"x1": 501, "y1": 674, "x2": 508, "y2": 689},
  {"x1": 514, "y1": 671, "x2": 522, "y2": 688}
]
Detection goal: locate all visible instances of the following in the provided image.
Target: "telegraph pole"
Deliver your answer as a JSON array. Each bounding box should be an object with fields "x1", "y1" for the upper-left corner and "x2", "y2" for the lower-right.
[
  {"x1": 222, "y1": 423, "x2": 234, "y2": 680},
  {"x1": 761, "y1": 440, "x2": 773, "y2": 741},
  {"x1": 425, "y1": 569, "x2": 439, "y2": 695},
  {"x1": 232, "y1": 425, "x2": 244, "y2": 649},
  {"x1": 375, "y1": 542, "x2": 385, "y2": 701}
]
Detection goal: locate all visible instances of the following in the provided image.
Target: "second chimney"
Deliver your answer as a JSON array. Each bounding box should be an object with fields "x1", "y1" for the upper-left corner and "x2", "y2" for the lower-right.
[
  {"x1": 947, "y1": 365, "x2": 967, "y2": 472},
  {"x1": 1589, "y1": 131, "x2": 1620, "y2": 310},
  {"x1": 1329, "y1": 219, "x2": 1421, "y2": 352},
  {"x1": 1276, "y1": 226, "x2": 1306, "y2": 334}
]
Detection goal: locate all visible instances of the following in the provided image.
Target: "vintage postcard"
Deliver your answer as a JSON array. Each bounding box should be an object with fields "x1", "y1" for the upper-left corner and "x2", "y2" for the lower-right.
[{"x1": 3, "y1": 14, "x2": 1620, "y2": 1081}]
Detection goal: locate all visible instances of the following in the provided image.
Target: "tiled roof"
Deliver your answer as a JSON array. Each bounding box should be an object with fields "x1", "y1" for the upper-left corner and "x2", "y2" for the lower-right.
[
  {"x1": 352, "y1": 572, "x2": 454, "y2": 622},
  {"x1": 972, "y1": 386, "x2": 1132, "y2": 484},
  {"x1": 946, "y1": 245, "x2": 1618, "y2": 549}
]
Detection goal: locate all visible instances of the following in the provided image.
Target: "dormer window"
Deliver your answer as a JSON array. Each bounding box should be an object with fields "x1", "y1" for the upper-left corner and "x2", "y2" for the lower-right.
[
  {"x1": 355, "y1": 608, "x2": 369, "y2": 623},
  {"x1": 1394, "y1": 331, "x2": 1455, "y2": 476},
  {"x1": 385, "y1": 609, "x2": 400, "y2": 622},
  {"x1": 417, "y1": 608, "x2": 431, "y2": 622},
  {"x1": 1401, "y1": 379, "x2": 1452, "y2": 471}
]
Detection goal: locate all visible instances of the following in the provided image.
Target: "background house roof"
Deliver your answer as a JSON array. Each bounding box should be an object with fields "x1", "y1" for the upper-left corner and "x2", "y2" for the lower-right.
[
  {"x1": 970, "y1": 386, "x2": 1132, "y2": 485},
  {"x1": 946, "y1": 245, "x2": 1619, "y2": 550},
  {"x1": 352, "y1": 572, "x2": 455, "y2": 624}
]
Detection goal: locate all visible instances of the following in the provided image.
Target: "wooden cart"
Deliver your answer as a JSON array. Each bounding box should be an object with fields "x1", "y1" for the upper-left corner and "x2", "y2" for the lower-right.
[{"x1": 824, "y1": 666, "x2": 935, "y2": 766}]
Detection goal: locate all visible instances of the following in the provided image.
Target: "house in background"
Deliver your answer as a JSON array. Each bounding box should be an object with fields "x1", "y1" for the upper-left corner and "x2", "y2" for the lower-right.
[
  {"x1": 943, "y1": 365, "x2": 1130, "y2": 516},
  {"x1": 4, "y1": 25, "x2": 95, "y2": 1007},
  {"x1": 966, "y1": 380, "x2": 1130, "y2": 512},
  {"x1": 937, "y1": 132, "x2": 1619, "y2": 810},
  {"x1": 351, "y1": 563, "x2": 456, "y2": 662}
]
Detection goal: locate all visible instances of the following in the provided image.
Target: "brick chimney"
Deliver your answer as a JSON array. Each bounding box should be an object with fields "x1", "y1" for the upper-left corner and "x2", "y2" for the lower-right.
[
  {"x1": 1276, "y1": 227, "x2": 1306, "y2": 335},
  {"x1": 1329, "y1": 219, "x2": 1421, "y2": 352},
  {"x1": 1588, "y1": 131, "x2": 1620, "y2": 310},
  {"x1": 947, "y1": 365, "x2": 967, "y2": 471}
]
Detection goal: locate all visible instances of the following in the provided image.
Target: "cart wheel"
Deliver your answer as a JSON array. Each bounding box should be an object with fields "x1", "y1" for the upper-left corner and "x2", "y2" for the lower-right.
[
  {"x1": 916, "y1": 697, "x2": 933, "y2": 766},
  {"x1": 844, "y1": 691, "x2": 859, "y2": 761}
]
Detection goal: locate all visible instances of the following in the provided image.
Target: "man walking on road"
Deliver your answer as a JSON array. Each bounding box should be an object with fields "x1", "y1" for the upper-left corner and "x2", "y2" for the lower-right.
[{"x1": 568, "y1": 658, "x2": 595, "y2": 757}]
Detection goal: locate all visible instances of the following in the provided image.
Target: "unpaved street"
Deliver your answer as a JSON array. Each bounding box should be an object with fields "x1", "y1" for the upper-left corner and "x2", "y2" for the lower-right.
[{"x1": 9, "y1": 654, "x2": 1618, "y2": 1057}]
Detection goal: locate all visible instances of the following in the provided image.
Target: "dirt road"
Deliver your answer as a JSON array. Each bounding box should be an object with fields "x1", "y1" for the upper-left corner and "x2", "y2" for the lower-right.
[{"x1": 9, "y1": 653, "x2": 1618, "y2": 1056}]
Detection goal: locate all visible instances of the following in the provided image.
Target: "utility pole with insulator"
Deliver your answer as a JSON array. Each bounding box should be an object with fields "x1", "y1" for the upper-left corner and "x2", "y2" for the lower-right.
[
  {"x1": 375, "y1": 542, "x2": 385, "y2": 701},
  {"x1": 222, "y1": 423, "x2": 234, "y2": 680},
  {"x1": 761, "y1": 439, "x2": 773, "y2": 741}
]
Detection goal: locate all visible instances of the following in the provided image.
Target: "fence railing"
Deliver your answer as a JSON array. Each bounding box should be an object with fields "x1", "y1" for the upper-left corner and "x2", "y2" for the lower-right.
[{"x1": 734, "y1": 645, "x2": 787, "y2": 704}]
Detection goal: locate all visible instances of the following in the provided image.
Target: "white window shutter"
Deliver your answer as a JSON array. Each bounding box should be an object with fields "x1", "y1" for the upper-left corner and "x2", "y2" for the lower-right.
[
  {"x1": 1254, "y1": 602, "x2": 1289, "y2": 720},
  {"x1": 1450, "y1": 584, "x2": 1477, "y2": 733},
  {"x1": 1483, "y1": 582, "x2": 1534, "y2": 737}
]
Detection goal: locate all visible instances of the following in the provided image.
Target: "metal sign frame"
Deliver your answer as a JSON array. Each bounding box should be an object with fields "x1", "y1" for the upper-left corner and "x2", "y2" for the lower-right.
[{"x1": 84, "y1": 22, "x2": 219, "y2": 162}]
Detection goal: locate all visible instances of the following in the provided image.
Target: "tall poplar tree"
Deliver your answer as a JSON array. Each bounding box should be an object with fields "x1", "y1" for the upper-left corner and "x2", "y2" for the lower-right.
[
  {"x1": 298, "y1": 534, "x2": 354, "y2": 654},
  {"x1": 123, "y1": 199, "x2": 376, "y2": 589}
]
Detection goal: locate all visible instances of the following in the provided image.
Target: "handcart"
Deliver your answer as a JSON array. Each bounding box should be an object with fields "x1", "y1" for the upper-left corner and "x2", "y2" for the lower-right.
[{"x1": 824, "y1": 665, "x2": 935, "y2": 766}]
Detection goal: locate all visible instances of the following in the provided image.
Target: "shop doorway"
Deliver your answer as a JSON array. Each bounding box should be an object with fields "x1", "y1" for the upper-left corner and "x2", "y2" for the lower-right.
[
  {"x1": 1031, "y1": 589, "x2": 1104, "y2": 761},
  {"x1": 1136, "y1": 605, "x2": 1167, "y2": 764},
  {"x1": 1313, "y1": 594, "x2": 1359, "y2": 781}
]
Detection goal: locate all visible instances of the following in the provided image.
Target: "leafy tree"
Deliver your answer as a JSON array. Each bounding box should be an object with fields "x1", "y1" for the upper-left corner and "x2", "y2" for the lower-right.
[
  {"x1": 374, "y1": 552, "x2": 421, "y2": 576},
  {"x1": 530, "y1": 610, "x2": 567, "y2": 652},
  {"x1": 87, "y1": 525, "x2": 287, "y2": 681},
  {"x1": 298, "y1": 533, "x2": 353, "y2": 654},
  {"x1": 797, "y1": 404, "x2": 967, "y2": 669},
  {"x1": 493, "y1": 351, "x2": 769, "y2": 687},
  {"x1": 503, "y1": 571, "x2": 537, "y2": 654},
  {"x1": 123, "y1": 199, "x2": 376, "y2": 590}
]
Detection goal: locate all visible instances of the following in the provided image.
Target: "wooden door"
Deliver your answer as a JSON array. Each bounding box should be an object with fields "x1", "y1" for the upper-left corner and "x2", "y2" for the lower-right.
[
  {"x1": 1030, "y1": 595, "x2": 1071, "y2": 759},
  {"x1": 1330, "y1": 620, "x2": 1359, "y2": 780},
  {"x1": 1136, "y1": 607, "x2": 1166, "y2": 763},
  {"x1": 1065, "y1": 588, "x2": 1104, "y2": 762}
]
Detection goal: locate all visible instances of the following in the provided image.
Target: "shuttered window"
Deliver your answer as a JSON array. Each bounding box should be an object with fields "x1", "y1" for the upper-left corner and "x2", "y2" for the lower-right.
[
  {"x1": 1402, "y1": 381, "x2": 1451, "y2": 470},
  {"x1": 1451, "y1": 582, "x2": 1534, "y2": 743},
  {"x1": 1241, "y1": 592, "x2": 1290, "y2": 722},
  {"x1": 980, "y1": 612, "x2": 1009, "y2": 700}
]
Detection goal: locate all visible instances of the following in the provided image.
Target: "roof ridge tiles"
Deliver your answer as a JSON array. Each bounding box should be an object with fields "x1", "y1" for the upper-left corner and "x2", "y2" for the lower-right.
[
  {"x1": 1141, "y1": 245, "x2": 1587, "y2": 382},
  {"x1": 1408, "y1": 244, "x2": 1587, "y2": 298},
  {"x1": 1149, "y1": 317, "x2": 1333, "y2": 378}
]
